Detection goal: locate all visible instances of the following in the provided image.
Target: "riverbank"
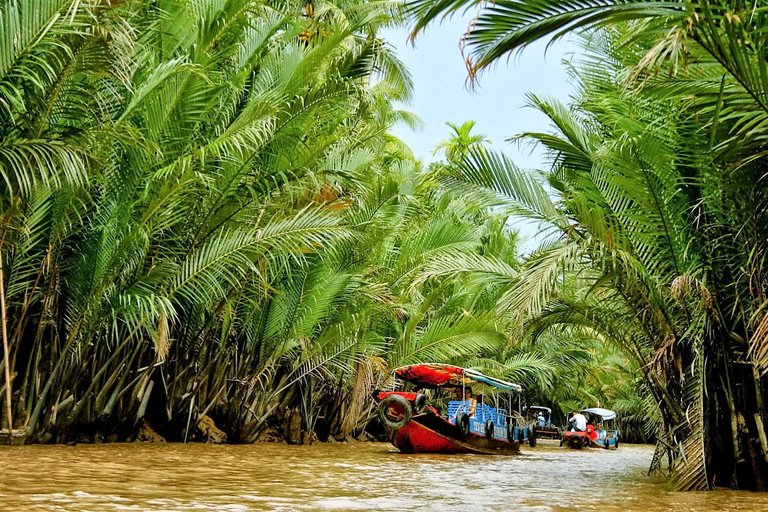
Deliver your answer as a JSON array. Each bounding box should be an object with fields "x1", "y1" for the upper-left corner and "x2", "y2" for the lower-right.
[
  {"x1": 2, "y1": 442, "x2": 766, "y2": 511},
  {"x1": 1, "y1": 412, "x2": 384, "y2": 446}
]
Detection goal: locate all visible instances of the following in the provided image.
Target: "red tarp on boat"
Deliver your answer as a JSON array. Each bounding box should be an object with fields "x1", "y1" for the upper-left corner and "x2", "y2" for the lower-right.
[
  {"x1": 393, "y1": 364, "x2": 523, "y2": 391},
  {"x1": 393, "y1": 364, "x2": 466, "y2": 387}
]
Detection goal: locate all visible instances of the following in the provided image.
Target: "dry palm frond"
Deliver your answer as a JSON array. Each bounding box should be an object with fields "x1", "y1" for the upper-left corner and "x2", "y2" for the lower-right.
[
  {"x1": 671, "y1": 274, "x2": 714, "y2": 315},
  {"x1": 748, "y1": 312, "x2": 768, "y2": 375},
  {"x1": 668, "y1": 356, "x2": 711, "y2": 491},
  {"x1": 154, "y1": 312, "x2": 170, "y2": 362}
]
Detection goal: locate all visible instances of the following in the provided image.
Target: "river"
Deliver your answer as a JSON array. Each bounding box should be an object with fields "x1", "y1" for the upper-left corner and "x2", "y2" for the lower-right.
[{"x1": 2, "y1": 441, "x2": 767, "y2": 511}]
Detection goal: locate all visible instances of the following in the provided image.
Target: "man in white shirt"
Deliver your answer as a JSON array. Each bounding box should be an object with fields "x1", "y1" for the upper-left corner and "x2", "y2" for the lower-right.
[{"x1": 569, "y1": 412, "x2": 587, "y2": 432}]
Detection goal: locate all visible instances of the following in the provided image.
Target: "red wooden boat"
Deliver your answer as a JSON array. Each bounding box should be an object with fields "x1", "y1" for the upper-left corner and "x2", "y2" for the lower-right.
[{"x1": 373, "y1": 364, "x2": 535, "y2": 455}]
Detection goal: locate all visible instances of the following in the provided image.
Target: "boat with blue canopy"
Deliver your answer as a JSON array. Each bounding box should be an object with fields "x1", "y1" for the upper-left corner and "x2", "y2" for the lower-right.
[
  {"x1": 561, "y1": 407, "x2": 620, "y2": 449},
  {"x1": 372, "y1": 364, "x2": 536, "y2": 454}
]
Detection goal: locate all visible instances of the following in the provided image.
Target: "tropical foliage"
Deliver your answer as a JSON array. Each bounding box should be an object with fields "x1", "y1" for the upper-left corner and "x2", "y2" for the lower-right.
[
  {"x1": 0, "y1": 0, "x2": 422, "y2": 443},
  {"x1": 0, "y1": 0, "x2": 570, "y2": 447},
  {"x1": 410, "y1": 0, "x2": 768, "y2": 492},
  {"x1": 1, "y1": 0, "x2": 738, "y2": 495},
  {"x1": 425, "y1": 126, "x2": 651, "y2": 441}
]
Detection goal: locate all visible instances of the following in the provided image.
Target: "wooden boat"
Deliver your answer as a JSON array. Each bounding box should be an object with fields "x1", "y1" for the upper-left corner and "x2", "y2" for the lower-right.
[
  {"x1": 560, "y1": 408, "x2": 619, "y2": 450},
  {"x1": 373, "y1": 364, "x2": 535, "y2": 455},
  {"x1": 0, "y1": 426, "x2": 30, "y2": 446},
  {"x1": 529, "y1": 406, "x2": 560, "y2": 439}
]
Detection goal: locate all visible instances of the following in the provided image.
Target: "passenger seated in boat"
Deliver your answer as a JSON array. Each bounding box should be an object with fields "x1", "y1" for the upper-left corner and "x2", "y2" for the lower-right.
[
  {"x1": 454, "y1": 387, "x2": 477, "y2": 418},
  {"x1": 569, "y1": 411, "x2": 587, "y2": 432},
  {"x1": 586, "y1": 423, "x2": 598, "y2": 441}
]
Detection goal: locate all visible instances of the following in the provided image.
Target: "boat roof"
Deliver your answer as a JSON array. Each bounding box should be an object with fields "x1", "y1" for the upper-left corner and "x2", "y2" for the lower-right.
[
  {"x1": 393, "y1": 364, "x2": 522, "y2": 392},
  {"x1": 581, "y1": 407, "x2": 617, "y2": 420},
  {"x1": 529, "y1": 406, "x2": 552, "y2": 414}
]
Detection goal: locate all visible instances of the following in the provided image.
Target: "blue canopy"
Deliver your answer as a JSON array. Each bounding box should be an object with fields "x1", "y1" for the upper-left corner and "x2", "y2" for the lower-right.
[
  {"x1": 581, "y1": 408, "x2": 617, "y2": 420},
  {"x1": 464, "y1": 369, "x2": 522, "y2": 392}
]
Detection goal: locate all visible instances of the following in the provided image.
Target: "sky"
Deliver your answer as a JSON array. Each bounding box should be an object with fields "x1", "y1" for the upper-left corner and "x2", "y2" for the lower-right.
[{"x1": 379, "y1": 15, "x2": 580, "y2": 250}]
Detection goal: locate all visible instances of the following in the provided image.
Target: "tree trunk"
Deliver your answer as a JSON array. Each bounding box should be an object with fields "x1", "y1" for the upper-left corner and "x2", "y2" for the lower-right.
[{"x1": 0, "y1": 243, "x2": 14, "y2": 444}]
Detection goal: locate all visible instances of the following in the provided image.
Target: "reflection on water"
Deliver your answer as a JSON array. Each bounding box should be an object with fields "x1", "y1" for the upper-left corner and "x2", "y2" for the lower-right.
[{"x1": 1, "y1": 441, "x2": 767, "y2": 511}]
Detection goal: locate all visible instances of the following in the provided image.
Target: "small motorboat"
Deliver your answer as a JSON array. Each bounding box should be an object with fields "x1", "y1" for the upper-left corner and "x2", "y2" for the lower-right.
[
  {"x1": 373, "y1": 364, "x2": 536, "y2": 455},
  {"x1": 560, "y1": 408, "x2": 620, "y2": 450},
  {"x1": 529, "y1": 406, "x2": 560, "y2": 439}
]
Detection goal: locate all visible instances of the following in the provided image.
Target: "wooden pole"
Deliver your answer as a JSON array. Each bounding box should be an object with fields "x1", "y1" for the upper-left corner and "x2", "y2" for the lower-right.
[
  {"x1": 754, "y1": 366, "x2": 768, "y2": 463},
  {"x1": 184, "y1": 397, "x2": 195, "y2": 443},
  {"x1": 0, "y1": 244, "x2": 13, "y2": 445}
]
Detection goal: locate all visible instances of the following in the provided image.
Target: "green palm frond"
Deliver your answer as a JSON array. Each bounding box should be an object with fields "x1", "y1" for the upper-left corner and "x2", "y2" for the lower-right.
[
  {"x1": 389, "y1": 311, "x2": 506, "y2": 367},
  {"x1": 500, "y1": 352, "x2": 558, "y2": 390},
  {"x1": 0, "y1": 140, "x2": 89, "y2": 197},
  {"x1": 412, "y1": 252, "x2": 517, "y2": 289},
  {"x1": 496, "y1": 241, "x2": 580, "y2": 321},
  {"x1": 441, "y1": 147, "x2": 567, "y2": 228},
  {"x1": 408, "y1": 0, "x2": 685, "y2": 76},
  {"x1": 171, "y1": 207, "x2": 349, "y2": 304}
]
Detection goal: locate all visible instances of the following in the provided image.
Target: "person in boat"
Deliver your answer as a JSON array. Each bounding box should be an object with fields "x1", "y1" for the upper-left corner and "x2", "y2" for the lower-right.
[
  {"x1": 536, "y1": 411, "x2": 546, "y2": 427},
  {"x1": 569, "y1": 411, "x2": 587, "y2": 432},
  {"x1": 585, "y1": 418, "x2": 598, "y2": 440},
  {"x1": 455, "y1": 386, "x2": 477, "y2": 418}
]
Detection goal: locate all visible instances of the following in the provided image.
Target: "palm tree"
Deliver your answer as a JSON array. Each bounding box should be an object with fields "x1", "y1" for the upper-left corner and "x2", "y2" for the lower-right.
[
  {"x1": 0, "y1": 0, "x2": 420, "y2": 442},
  {"x1": 433, "y1": 120, "x2": 491, "y2": 162},
  {"x1": 0, "y1": 0, "x2": 543, "y2": 447},
  {"x1": 407, "y1": 0, "x2": 768, "y2": 491}
]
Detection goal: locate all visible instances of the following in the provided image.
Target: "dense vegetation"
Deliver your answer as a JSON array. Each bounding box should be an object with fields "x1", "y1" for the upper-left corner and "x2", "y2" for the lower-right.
[
  {"x1": 0, "y1": 0, "x2": 632, "y2": 448},
  {"x1": 411, "y1": 0, "x2": 768, "y2": 492},
  {"x1": 3, "y1": 0, "x2": 766, "y2": 494},
  {"x1": 0, "y1": 0, "x2": 429, "y2": 444}
]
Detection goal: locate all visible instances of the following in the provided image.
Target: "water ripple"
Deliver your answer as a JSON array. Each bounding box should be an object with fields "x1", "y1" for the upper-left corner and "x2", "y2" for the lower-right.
[{"x1": 1, "y1": 442, "x2": 767, "y2": 511}]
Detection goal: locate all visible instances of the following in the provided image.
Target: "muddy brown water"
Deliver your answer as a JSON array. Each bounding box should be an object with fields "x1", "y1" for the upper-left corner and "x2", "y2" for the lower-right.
[{"x1": 2, "y1": 441, "x2": 768, "y2": 511}]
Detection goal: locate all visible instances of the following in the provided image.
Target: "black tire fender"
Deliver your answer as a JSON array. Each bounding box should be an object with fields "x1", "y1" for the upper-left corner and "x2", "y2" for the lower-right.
[
  {"x1": 456, "y1": 413, "x2": 470, "y2": 439},
  {"x1": 528, "y1": 430, "x2": 537, "y2": 447},
  {"x1": 507, "y1": 424, "x2": 515, "y2": 442},
  {"x1": 485, "y1": 420, "x2": 494, "y2": 440},
  {"x1": 378, "y1": 394, "x2": 412, "y2": 429},
  {"x1": 413, "y1": 393, "x2": 427, "y2": 414}
]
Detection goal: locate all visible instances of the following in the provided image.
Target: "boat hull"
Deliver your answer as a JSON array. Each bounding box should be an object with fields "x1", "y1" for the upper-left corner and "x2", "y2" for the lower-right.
[
  {"x1": 391, "y1": 411, "x2": 521, "y2": 455},
  {"x1": 561, "y1": 430, "x2": 619, "y2": 450},
  {"x1": 561, "y1": 430, "x2": 592, "y2": 449},
  {"x1": 533, "y1": 426, "x2": 560, "y2": 439},
  {"x1": 591, "y1": 436, "x2": 619, "y2": 450},
  {"x1": 0, "y1": 427, "x2": 30, "y2": 446}
]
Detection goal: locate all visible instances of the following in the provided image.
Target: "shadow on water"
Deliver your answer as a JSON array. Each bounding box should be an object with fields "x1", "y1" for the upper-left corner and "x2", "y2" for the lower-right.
[{"x1": 2, "y1": 441, "x2": 767, "y2": 511}]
